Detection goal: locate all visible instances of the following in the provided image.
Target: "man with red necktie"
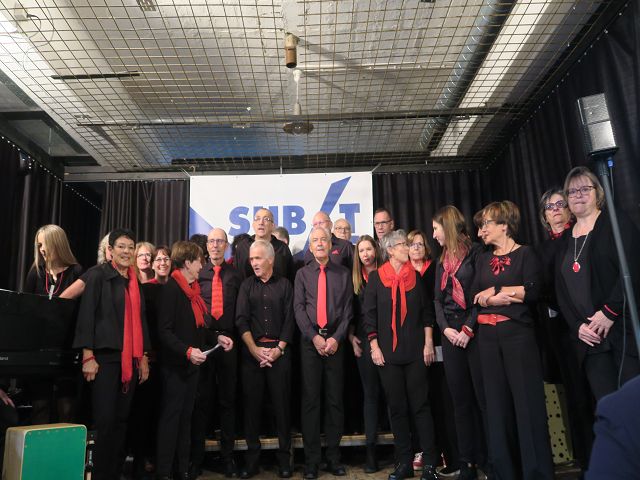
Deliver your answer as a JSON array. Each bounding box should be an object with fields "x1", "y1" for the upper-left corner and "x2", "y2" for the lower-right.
[
  {"x1": 191, "y1": 227, "x2": 242, "y2": 478},
  {"x1": 294, "y1": 227, "x2": 353, "y2": 480}
]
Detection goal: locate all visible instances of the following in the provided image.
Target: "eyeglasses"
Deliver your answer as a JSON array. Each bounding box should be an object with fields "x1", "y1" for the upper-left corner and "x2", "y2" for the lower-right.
[
  {"x1": 253, "y1": 216, "x2": 273, "y2": 223},
  {"x1": 114, "y1": 244, "x2": 135, "y2": 251},
  {"x1": 334, "y1": 226, "x2": 350, "y2": 232},
  {"x1": 566, "y1": 185, "x2": 595, "y2": 197},
  {"x1": 137, "y1": 252, "x2": 152, "y2": 259},
  {"x1": 374, "y1": 220, "x2": 392, "y2": 227},
  {"x1": 410, "y1": 242, "x2": 425, "y2": 249},
  {"x1": 481, "y1": 219, "x2": 497, "y2": 228},
  {"x1": 544, "y1": 200, "x2": 568, "y2": 210},
  {"x1": 393, "y1": 241, "x2": 408, "y2": 248},
  {"x1": 207, "y1": 238, "x2": 227, "y2": 245},
  {"x1": 154, "y1": 256, "x2": 171, "y2": 263}
]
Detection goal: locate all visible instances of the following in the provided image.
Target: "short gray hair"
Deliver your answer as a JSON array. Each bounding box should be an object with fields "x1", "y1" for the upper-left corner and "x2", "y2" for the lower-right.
[
  {"x1": 308, "y1": 226, "x2": 332, "y2": 243},
  {"x1": 250, "y1": 239, "x2": 275, "y2": 259},
  {"x1": 380, "y1": 229, "x2": 406, "y2": 260}
]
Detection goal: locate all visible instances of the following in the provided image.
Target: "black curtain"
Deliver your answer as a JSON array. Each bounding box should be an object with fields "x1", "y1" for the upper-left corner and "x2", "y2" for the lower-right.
[
  {"x1": 0, "y1": 145, "x2": 101, "y2": 291},
  {"x1": 489, "y1": 0, "x2": 640, "y2": 245},
  {"x1": 99, "y1": 180, "x2": 189, "y2": 247},
  {"x1": 374, "y1": 169, "x2": 494, "y2": 252}
]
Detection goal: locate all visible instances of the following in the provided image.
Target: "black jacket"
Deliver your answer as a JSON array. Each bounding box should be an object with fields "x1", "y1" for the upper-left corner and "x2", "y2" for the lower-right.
[
  {"x1": 555, "y1": 210, "x2": 640, "y2": 360},
  {"x1": 73, "y1": 263, "x2": 151, "y2": 355}
]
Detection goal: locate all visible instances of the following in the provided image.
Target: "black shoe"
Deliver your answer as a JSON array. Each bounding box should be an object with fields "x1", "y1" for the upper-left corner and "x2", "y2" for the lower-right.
[
  {"x1": 304, "y1": 464, "x2": 319, "y2": 480},
  {"x1": 389, "y1": 463, "x2": 414, "y2": 480},
  {"x1": 364, "y1": 445, "x2": 378, "y2": 473},
  {"x1": 239, "y1": 466, "x2": 259, "y2": 479},
  {"x1": 421, "y1": 465, "x2": 439, "y2": 480},
  {"x1": 278, "y1": 467, "x2": 293, "y2": 478},
  {"x1": 455, "y1": 463, "x2": 476, "y2": 480},
  {"x1": 225, "y1": 459, "x2": 239, "y2": 478},
  {"x1": 325, "y1": 462, "x2": 346, "y2": 476}
]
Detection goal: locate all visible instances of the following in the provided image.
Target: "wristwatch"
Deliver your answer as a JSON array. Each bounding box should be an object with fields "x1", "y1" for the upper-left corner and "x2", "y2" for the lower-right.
[{"x1": 276, "y1": 345, "x2": 285, "y2": 355}]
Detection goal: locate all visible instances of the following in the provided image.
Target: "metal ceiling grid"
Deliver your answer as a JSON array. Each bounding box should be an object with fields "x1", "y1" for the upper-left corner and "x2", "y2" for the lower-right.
[{"x1": 0, "y1": 0, "x2": 616, "y2": 174}]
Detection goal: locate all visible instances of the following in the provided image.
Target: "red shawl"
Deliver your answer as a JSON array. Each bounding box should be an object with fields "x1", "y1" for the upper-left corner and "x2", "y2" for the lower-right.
[
  {"x1": 171, "y1": 269, "x2": 207, "y2": 328},
  {"x1": 378, "y1": 261, "x2": 417, "y2": 351}
]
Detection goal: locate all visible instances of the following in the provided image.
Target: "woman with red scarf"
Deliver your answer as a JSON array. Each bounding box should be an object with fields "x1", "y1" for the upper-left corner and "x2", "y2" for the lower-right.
[
  {"x1": 472, "y1": 201, "x2": 553, "y2": 480},
  {"x1": 155, "y1": 241, "x2": 233, "y2": 480},
  {"x1": 432, "y1": 207, "x2": 487, "y2": 479},
  {"x1": 363, "y1": 230, "x2": 438, "y2": 480},
  {"x1": 73, "y1": 228, "x2": 151, "y2": 480}
]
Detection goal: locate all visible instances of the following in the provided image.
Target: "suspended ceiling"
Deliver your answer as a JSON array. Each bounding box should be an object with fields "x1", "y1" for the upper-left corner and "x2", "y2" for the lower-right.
[{"x1": 0, "y1": 0, "x2": 622, "y2": 176}]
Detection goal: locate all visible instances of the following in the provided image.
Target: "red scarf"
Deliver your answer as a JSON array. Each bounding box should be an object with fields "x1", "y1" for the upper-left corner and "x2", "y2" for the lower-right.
[
  {"x1": 418, "y1": 259, "x2": 432, "y2": 277},
  {"x1": 112, "y1": 262, "x2": 143, "y2": 388},
  {"x1": 171, "y1": 269, "x2": 207, "y2": 328},
  {"x1": 441, "y1": 250, "x2": 467, "y2": 309},
  {"x1": 378, "y1": 261, "x2": 417, "y2": 351},
  {"x1": 548, "y1": 221, "x2": 572, "y2": 240}
]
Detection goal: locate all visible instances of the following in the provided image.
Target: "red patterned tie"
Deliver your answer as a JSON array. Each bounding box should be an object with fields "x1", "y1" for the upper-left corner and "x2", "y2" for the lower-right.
[
  {"x1": 317, "y1": 264, "x2": 328, "y2": 328},
  {"x1": 211, "y1": 265, "x2": 224, "y2": 320}
]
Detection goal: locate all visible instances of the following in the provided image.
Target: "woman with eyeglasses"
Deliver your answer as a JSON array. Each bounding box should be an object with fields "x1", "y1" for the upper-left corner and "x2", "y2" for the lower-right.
[
  {"x1": 536, "y1": 189, "x2": 593, "y2": 471},
  {"x1": 148, "y1": 245, "x2": 172, "y2": 284},
  {"x1": 432, "y1": 207, "x2": 487, "y2": 480},
  {"x1": 364, "y1": 229, "x2": 438, "y2": 480},
  {"x1": 555, "y1": 166, "x2": 640, "y2": 401},
  {"x1": 135, "y1": 242, "x2": 156, "y2": 284},
  {"x1": 472, "y1": 201, "x2": 553, "y2": 480},
  {"x1": 349, "y1": 234, "x2": 383, "y2": 472},
  {"x1": 407, "y1": 229, "x2": 458, "y2": 475}
]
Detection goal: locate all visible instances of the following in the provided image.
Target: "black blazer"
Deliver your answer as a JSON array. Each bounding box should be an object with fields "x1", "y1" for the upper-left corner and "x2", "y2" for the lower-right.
[
  {"x1": 157, "y1": 277, "x2": 214, "y2": 368},
  {"x1": 555, "y1": 210, "x2": 640, "y2": 360},
  {"x1": 73, "y1": 263, "x2": 151, "y2": 354}
]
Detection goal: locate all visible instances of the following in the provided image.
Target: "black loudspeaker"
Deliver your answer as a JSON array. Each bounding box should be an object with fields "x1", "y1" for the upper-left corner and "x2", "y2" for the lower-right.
[{"x1": 577, "y1": 93, "x2": 618, "y2": 156}]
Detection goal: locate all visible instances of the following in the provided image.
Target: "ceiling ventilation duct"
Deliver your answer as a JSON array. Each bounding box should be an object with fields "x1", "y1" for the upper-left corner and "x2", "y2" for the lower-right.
[{"x1": 419, "y1": 0, "x2": 517, "y2": 152}]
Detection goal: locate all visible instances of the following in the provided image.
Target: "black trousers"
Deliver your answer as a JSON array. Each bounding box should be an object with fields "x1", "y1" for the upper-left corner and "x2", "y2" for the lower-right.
[
  {"x1": 128, "y1": 362, "x2": 161, "y2": 475},
  {"x1": 156, "y1": 363, "x2": 199, "y2": 476},
  {"x1": 300, "y1": 340, "x2": 344, "y2": 466},
  {"x1": 583, "y1": 346, "x2": 640, "y2": 402},
  {"x1": 378, "y1": 359, "x2": 437, "y2": 466},
  {"x1": 428, "y1": 362, "x2": 460, "y2": 467},
  {"x1": 442, "y1": 334, "x2": 487, "y2": 465},
  {"x1": 355, "y1": 335, "x2": 383, "y2": 445},
  {"x1": 91, "y1": 360, "x2": 137, "y2": 480},
  {"x1": 478, "y1": 322, "x2": 554, "y2": 480},
  {"x1": 241, "y1": 344, "x2": 292, "y2": 469},
  {"x1": 190, "y1": 344, "x2": 238, "y2": 469}
]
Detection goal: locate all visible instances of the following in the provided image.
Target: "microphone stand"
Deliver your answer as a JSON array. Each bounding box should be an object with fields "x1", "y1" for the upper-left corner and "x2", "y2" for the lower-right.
[{"x1": 594, "y1": 154, "x2": 640, "y2": 355}]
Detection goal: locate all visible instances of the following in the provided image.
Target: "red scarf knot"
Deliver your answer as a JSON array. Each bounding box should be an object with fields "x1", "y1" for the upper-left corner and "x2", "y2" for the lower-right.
[
  {"x1": 489, "y1": 255, "x2": 511, "y2": 276},
  {"x1": 378, "y1": 261, "x2": 417, "y2": 352},
  {"x1": 548, "y1": 221, "x2": 572, "y2": 240},
  {"x1": 441, "y1": 250, "x2": 467, "y2": 309},
  {"x1": 171, "y1": 269, "x2": 207, "y2": 328}
]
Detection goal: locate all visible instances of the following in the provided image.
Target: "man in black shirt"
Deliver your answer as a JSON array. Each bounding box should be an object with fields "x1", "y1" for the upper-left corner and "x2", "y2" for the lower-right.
[
  {"x1": 302, "y1": 211, "x2": 353, "y2": 271},
  {"x1": 294, "y1": 227, "x2": 353, "y2": 479},
  {"x1": 236, "y1": 240, "x2": 295, "y2": 479},
  {"x1": 233, "y1": 208, "x2": 294, "y2": 282},
  {"x1": 191, "y1": 227, "x2": 242, "y2": 478}
]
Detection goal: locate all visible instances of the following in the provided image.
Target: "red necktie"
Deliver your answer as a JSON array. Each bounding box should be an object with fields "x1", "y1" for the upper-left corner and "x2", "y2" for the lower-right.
[
  {"x1": 211, "y1": 265, "x2": 224, "y2": 320},
  {"x1": 317, "y1": 264, "x2": 328, "y2": 328}
]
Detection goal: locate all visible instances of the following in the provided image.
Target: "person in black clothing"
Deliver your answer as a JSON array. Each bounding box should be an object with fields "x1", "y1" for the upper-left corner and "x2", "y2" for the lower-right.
[
  {"x1": 408, "y1": 228, "x2": 459, "y2": 476},
  {"x1": 302, "y1": 212, "x2": 353, "y2": 271},
  {"x1": 536, "y1": 188, "x2": 594, "y2": 471},
  {"x1": 236, "y1": 240, "x2": 295, "y2": 479},
  {"x1": 294, "y1": 227, "x2": 353, "y2": 480},
  {"x1": 0, "y1": 386, "x2": 18, "y2": 473},
  {"x1": 348, "y1": 234, "x2": 383, "y2": 473},
  {"x1": 364, "y1": 229, "x2": 438, "y2": 480},
  {"x1": 234, "y1": 208, "x2": 294, "y2": 282},
  {"x1": 24, "y1": 224, "x2": 84, "y2": 424},
  {"x1": 373, "y1": 208, "x2": 395, "y2": 242},
  {"x1": 555, "y1": 167, "x2": 640, "y2": 401},
  {"x1": 191, "y1": 228, "x2": 242, "y2": 478},
  {"x1": 155, "y1": 241, "x2": 233, "y2": 480},
  {"x1": 472, "y1": 201, "x2": 553, "y2": 480},
  {"x1": 432, "y1": 206, "x2": 487, "y2": 479},
  {"x1": 73, "y1": 228, "x2": 151, "y2": 480}
]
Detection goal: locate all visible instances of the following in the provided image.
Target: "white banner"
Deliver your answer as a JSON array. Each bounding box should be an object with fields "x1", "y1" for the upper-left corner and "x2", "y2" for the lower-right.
[{"x1": 189, "y1": 172, "x2": 373, "y2": 254}]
